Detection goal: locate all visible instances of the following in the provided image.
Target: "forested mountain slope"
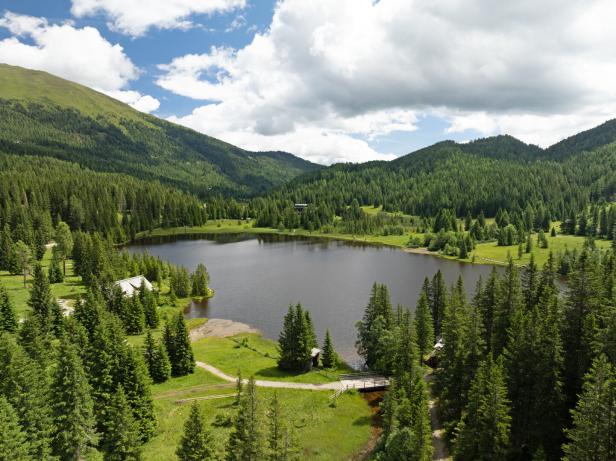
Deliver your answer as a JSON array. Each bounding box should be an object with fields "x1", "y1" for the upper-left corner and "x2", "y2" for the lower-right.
[
  {"x1": 0, "y1": 64, "x2": 319, "y2": 197},
  {"x1": 266, "y1": 128, "x2": 616, "y2": 220}
]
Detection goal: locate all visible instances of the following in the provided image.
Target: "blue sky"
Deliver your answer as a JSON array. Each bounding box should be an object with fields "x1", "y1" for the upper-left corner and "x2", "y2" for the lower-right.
[{"x1": 1, "y1": 1, "x2": 614, "y2": 164}]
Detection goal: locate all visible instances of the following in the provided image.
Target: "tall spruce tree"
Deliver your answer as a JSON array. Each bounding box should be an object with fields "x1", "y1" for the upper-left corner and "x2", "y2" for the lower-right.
[
  {"x1": 0, "y1": 396, "x2": 30, "y2": 461},
  {"x1": 143, "y1": 330, "x2": 171, "y2": 384},
  {"x1": 454, "y1": 355, "x2": 511, "y2": 461},
  {"x1": 171, "y1": 311, "x2": 195, "y2": 377},
  {"x1": 321, "y1": 329, "x2": 338, "y2": 369},
  {"x1": 54, "y1": 221, "x2": 73, "y2": 276},
  {"x1": 190, "y1": 263, "x2": 209, "y2": 297},
  {"x1": 50, "y1": 340, "x2": 97, "y2": 461},
  {"x1": 226, "y1": 377, "x2": 264, "y2": 461},
  {"x1": 177, "y1": 402, "x2": 214, "y2": 461},
  {"x1": 563, "y1": 354, "x2": 616, "y2": 461},
  {"x1": 0, "y1": 333, "x2": 54, "y2": 460},
  {"x1": 101, "y1": 386, "x2": 142, "y2": 461},
  {"x1": 414, "y1": 291, "x2": 434, "y2": 358},
  {"x1": 356, "y1": 283, "x2": 394, "y2": 370},
  {"x1": 493, "y1": 257, "x2": 523, "y2": 355},
  {"x1": 430, "y1": 270, "x2": 447, "y2": 338},
  {"x1": 28, "y1": 262, "x2": 55, "y2": 331},
  {"x1": 0, "y1": 284, "x2": 18, "y2": 333},
  {"x1": 277, "y1": 303, "x2": 314, "y2": 371}
]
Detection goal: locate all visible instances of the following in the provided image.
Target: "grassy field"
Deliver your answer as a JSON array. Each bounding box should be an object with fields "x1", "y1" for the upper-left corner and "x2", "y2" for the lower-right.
[
  {"x1": 468, "y1": 233, "x2": 612, "y2": 267},
  {"x1": 0, "y1": 248, "x2": 85, "y2": 317},
  {"x1": 143, "y1": 371, "x2": 373, "y2": 461},
  {"x1": 192, "y1": 333, "x2": 352, "y2": 384}
]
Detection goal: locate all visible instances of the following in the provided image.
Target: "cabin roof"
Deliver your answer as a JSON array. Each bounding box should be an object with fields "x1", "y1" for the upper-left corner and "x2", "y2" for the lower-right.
[{"x1": 114, "y1": 275, "x2": 152, "y2": 297}]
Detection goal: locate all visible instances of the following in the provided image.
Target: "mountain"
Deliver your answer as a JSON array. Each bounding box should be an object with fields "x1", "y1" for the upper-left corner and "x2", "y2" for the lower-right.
[
  {"x1": 266, "y1": 128, "x2": 616, "y2": 219},
  {"x1": 546, "y1": 118, "x2": 616, "y2": 159},
  {"x1": 0, "y1": 64, "x2": 319, "y2": 197}
]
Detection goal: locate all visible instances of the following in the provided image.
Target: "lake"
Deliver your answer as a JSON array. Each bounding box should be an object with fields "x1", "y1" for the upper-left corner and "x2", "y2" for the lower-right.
[{"x1": 128, "y1": 233, "x2": 497, "y2": 365}]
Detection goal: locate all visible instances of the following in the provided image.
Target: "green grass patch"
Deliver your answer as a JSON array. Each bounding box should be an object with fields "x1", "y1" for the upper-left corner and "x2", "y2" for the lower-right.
[
  {"x1": 192, "y1": 333, "x2": 352, "y2": 384},
  {"x1": 144, "y1": 380, "x2": 372, "y2": 461},
  {"x1": 0, "y1": 248, "x2": 84, "y2": 317},
  {"x1": 468, "y1": 233, "x2": 611, "y2": 267}
]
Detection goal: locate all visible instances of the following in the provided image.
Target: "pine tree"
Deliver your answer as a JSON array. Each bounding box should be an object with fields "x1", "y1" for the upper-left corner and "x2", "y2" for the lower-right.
[
  {"x1": 101, "y1": 386, "x2": 142, "y2": 461},
  {"x1": 226, "y1": 377, "x2": 264, "y2": 461},
  {"x1": 28, "y1": 263, "x2": 55, "y2": 332},
  {"x1": 414, "y1": 292, "x2": 434, "y2": 358},
  {"x1": 190, "y1": 263, "x2": 209, "y2": 297},
  {"x1": 48, "y1": 248, "x2": 64, "y2": 283},
  {"x1": 563, "y1": 354, "x2": 616, "y2": 461},
  {"x1": 492, "y1": 257, "x2": 522, "y2": 355},
  {"x1": 522, "y1": 253, "x2": 538, "y2": 310},
  {"x1": 430, "y1": 271, "x2": 447, "y2": 337},
  {"x1": 172, "y1": 312, "x2": 195, "y2": 376},
  {"x1": 55, "y1": 221, "x2": 73, "y2": 276},
  {"x1": 0, "y1": 284, "x2": 18, "y2": 332},
  {"x1": 356, "y1": 283, "x2": 394, "y2": 370},
  {"x1": 321, "y1": 329, "x2": 338, "y2": 369},
  {"x1": 278, "y1": 304, "x2": 312, "y2": 371},
  {"x1": 267, "y1": 392, "x2": 295, "y2": 461},
  {"x1": 177, "y1": 401, "x2": 214, "y2": 461},
  {"x1": 50, "y1": 340, "x2": 97, "y2": 461},
  {"x1": 13, "y1": 240, "x2": 32, "y2": 287},
  {"x1": 119, "y1": 347, "x2": 156, "y2": 442},
  {"x1": 0, "y1": 334, "x2": 54, "y2": 460},
  {"x1": 0, "y1": 396, "x2": 30, "y2": 461},
  {"x1": 143, "y1": 330, "x2": 171, "y2": 384},
  {"x1": 304, "y1": 309, "x2": 318, "y2": 349},
  {"x1": 123, "y1": 296, "x2": 145, "y2": 335},
  {"x1": 139, "y1": 286, "x2": 159, "y2": 329},
  {"x1": 454, "y1": 355, "x2": 511, "y2": 461}
]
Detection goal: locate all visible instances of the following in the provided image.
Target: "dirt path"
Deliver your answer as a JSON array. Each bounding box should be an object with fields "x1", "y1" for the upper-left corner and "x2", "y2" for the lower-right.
[
  {"x1": 196, "y1": 361, "x2": 344, "y2": 390},
  {"x1": 190, "y1": 318, "x2": 260, "y2": 341},
  {"x1": 424, "y1": 371, "x2": 450, "y2": 461}
]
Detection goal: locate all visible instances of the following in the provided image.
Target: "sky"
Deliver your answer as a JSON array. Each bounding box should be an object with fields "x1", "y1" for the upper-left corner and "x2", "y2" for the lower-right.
[{"x1": 1, "y1": 1, "x2": 615, "y2": 165}]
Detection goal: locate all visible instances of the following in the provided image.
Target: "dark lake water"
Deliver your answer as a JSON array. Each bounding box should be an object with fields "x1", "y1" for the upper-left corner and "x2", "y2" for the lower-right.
[{"x1": 128, "y1": 234, "x2": 496, "y2": 365}]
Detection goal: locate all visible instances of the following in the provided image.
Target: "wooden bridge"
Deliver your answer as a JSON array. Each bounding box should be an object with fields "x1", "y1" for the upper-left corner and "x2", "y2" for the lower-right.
[{"x1": 339, "y1": 372, "x2": 389, "y2": 392}]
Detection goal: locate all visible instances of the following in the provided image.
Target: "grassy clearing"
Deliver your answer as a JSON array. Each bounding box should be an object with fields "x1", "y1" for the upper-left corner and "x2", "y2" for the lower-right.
[
  {"x1": 144, "y1": 376, "x2": 372, "y2": 461},
  {"x1": 0, "y1": 248, "x2": 85, "y2": 317},
  {"x1": 192, "y1": 333, "x2": 353, "y2": 384},
  {"x1": 468, "y1": 233, "x2": 612, "y2": 267}
]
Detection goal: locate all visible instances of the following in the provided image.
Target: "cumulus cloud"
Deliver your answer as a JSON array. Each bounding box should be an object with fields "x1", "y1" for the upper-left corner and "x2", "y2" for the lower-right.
[
  {"x1": 157, "y1": 0, "x2": 616, "y2": 163},
  {"x1": 71, "y1": 0, "x2": 246, "y2": 37},
  {"x1": 0, "y1": 12, "x2": 159, "y2": 113}
]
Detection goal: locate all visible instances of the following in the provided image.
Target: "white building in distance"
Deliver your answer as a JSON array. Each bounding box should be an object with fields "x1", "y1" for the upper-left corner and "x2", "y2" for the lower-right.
[{"x1": 114, "y1": 275, "x2": 153, "y2": 297}]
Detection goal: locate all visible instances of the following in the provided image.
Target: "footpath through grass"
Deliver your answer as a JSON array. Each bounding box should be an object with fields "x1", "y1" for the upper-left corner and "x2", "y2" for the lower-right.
[{"x1": 192, "y1": 333, "x2": 353, "y2": 384}]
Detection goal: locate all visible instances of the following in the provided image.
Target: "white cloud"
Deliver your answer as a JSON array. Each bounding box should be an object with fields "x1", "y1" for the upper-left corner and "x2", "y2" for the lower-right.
[
  {"x1": 0, "y1": 12, "x2": 159, "y2": 113},
  {"x1": 104, "y1": 90, "x2": 160, "y2": 113},
  {"x1": 157, "y1": 0, "x2": 616, "y2": 163},
  {"x1": 71, "y1": 0, "x2": 246, "y2": 37}
]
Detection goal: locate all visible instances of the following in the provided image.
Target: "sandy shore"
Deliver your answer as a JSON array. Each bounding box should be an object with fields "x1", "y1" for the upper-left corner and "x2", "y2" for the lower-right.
[{"x1": 189, "y1": 318, "x2": 260, "y2": 341}]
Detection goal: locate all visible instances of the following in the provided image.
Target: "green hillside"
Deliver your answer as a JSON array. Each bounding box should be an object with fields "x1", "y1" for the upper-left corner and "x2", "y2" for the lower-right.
[{"x1": 0, "y1": 64, "x2": 319, "y2": 197}]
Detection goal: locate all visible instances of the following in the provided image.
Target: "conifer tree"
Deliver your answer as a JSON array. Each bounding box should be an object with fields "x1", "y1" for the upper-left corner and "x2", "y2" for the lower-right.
[
  {"x1": 0, "y1": 396, "x2": 30, "y2": 461},
  {"x1": 278, "y1": 304, "x2": 313, "y2": 371},
  {"x1": 101, "y1": 386, "x2": 142, "y2": 461},
  {"x1": 356, "y1": 283, "x2": 394, "y2": 370},
  {"x1": 119, "y1": 347, "x2": 156, "y2": 442},
  {"x1": 235, "y1": 369, "x2": 243, "y2": 406},
  {"x1": 143, "y1": 330, "x2": 171, "y2": 384},
  {"x1": 563, "y1": 354, "x2": 616, "y2": 461},
  {"x1": 429, "y1": 270, "x2": 447, "y2": 337},
  {"x1": 492, "y1": 257, "x2": 522, "y2": 355},
  {"x1": 304, "y1": 309, "x2": 318, "y2": 349},
  {"x1": 55, "y1": 221, "x2": 73, "y2": 276},
  {"x1": 50, "y1": 340, "x2": 97, "y2": 461},
  {"x1": 414, "y1": 292, "x2": 434, "y2": 358},
  {"x1": 226, "y1": 377, "x2": 264, "y2": 461},
  {"x1": 28, "y1": 262, "x2": 55, "y2": 330},
  {"x1": 123, "y1": 296, "x2": 145, "y2": 335},
  {"x1": 454, "y1": 355, "x2": 511, "y2": 461},
  {"x1": 268, "y1": 392, "x2": 297, "y2": 461},
  {"x1": 13, "y1": 240, "x2": 32, "y2": 287},
  {"x1": 0, "y1": 284, "x2": 17, "y2": 333},
  {"x1": 177, "y1": 401, "x2": 214, "y2": 461},
  {"x1": 562, "y1": 249, "x2": 604, "y2": 405},
  {"x1": 139, "y1": 286, "x2": 158, "y2": 329},
  {"x1": 0, "y1": 334, "x2": 54, "y2": 460},
  {"x1": 522, "y1": 253, "x2": 538, "y2": 310},
  {"x1": 321, "y1": 329, "x2": 338, "y2": 369},
  {"x1": 190, "y1": 263, "x2": 209, "y2": 297},
  {"x1": 48, "y1": 248, "x2": 64, "y2": 283},
  {"x1": 171, "y1": 312, "x2": 195, "y2": 376}
]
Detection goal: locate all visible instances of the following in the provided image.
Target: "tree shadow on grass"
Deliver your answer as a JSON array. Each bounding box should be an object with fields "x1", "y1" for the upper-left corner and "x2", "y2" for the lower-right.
[
  {"x1": 255, "y1": 366, "x2": 307, "y2": 380},
  {"x1": 352, "y1": 415, "x2": 372, "y2": 427}
]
